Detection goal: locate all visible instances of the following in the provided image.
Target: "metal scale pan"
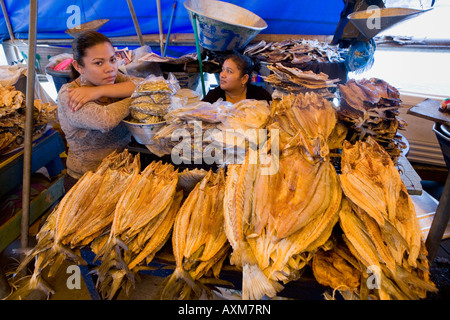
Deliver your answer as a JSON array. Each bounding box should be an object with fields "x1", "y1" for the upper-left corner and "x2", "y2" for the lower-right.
[
  {"x1": 348, "y1": 7, "x2": 433, "y2": 39},
  {"x1": 65, "y1": 19, "x2": 109, "y2": 38}
]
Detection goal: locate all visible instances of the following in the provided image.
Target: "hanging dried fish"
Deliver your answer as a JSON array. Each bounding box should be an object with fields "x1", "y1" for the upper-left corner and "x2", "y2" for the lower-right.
[
  {"x1": 14, "y1": 150, "x2": 139, "y2": 297},
  {"x1": 161, "y1": 168, "x2": 230, "y2": 300},
  {"x1": 92, "y1": 161, "x2": 180, "y2": 299},
  {"x1": 335, "y1": 137, "x2": 437, "y2": 300},
  {"x1": 268, "y1": 91, "x2": 339, "y2": 161}
]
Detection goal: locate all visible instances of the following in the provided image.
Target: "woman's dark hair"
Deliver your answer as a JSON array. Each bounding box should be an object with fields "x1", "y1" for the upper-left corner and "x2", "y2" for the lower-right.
[
  {"x1": 70, "y1": 30, "x2": 112, "y2": 80},
  {"x1": 222, "y1": 52, "x2": 260, "y2": 86}
]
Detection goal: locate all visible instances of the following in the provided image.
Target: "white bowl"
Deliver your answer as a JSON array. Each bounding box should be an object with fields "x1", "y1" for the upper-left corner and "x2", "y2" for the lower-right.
[{"x1": 122, "y1": 120, "x2": 166, "y2": 144}]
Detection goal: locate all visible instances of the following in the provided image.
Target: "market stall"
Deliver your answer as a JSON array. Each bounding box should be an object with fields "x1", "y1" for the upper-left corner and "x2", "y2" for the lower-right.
[{"x1": 1, "y1": 0, "x2": 446, "y2": 301}]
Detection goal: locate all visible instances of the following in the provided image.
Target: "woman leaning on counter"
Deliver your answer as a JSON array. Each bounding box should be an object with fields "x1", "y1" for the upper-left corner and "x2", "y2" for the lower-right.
[{"x1": 57, "y1": 31, "x2": 142, "y2": 190}]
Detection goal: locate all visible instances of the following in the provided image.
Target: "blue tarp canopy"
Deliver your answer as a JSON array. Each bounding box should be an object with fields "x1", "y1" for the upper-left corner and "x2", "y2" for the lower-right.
[{"x1": 0, "y1": 0, "x2": 344, "y2": 41}]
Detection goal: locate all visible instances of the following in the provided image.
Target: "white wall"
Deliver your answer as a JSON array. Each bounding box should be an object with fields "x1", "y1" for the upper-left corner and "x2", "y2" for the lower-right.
[{"x1": 0, "y1": 44, "x2": 7, "y2": 65}]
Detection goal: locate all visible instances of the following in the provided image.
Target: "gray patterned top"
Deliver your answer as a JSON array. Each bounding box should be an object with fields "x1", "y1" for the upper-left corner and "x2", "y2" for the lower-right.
[{"x1": 57, "y1": 73, "x2": 142, "y2": 179}]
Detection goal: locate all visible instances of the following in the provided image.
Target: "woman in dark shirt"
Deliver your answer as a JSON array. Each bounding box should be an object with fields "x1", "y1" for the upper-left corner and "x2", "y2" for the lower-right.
[{"x1": 202, "y1": 52, "x2": 272, "y2": 104}]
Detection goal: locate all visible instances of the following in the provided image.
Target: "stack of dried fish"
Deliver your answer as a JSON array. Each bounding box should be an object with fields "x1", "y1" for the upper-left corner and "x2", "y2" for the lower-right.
[
  {"x1": 0, "y1": 84, "x2": 25, "y2": 118},
  {"x1": 268, "y1": 92, "x2": 345, "y2": 161},
  {"x1": 128, "y1": 75, "x2": 177, "y2": 124},
  {"x1": 14, "y1": 150, "x2": 140, "y2": 296},
  {"x1": 60, "y1": 151, "x2": 141, "y2": 248},
  {"x1": 263, "y1": 63, "x2": 339, "y2": 99},
  {"x1": 147, "y1": 100, "x2": 228, "y2": 158},
  {"x1": 223, "y1": 155, "x2": 283, "y2": 300},
  {"x1": 91, "y1": 161, "x2": 181, "y2": 299},
  {"x1": 150, "y1": 99, "x2": 271, "y2": 164},
  {"x1": 312, "y1": 137, "x2": 437, "y2": 300},
  {"x1": 224, "y1": 151, "x2": 342, "y2": 300},
  {"x1": 0, "y1": 84, "x2": 57, "y2": 153},
  {"x1": 223, "y1": 92, "x2": 343, "y2": 299},
  {"x1": 337, "y1": 78, "x2": 407, "y2": 162},
  {"x1": 244, "y1": 39, "x2": 343, "y2": 65},
  {"x1": 161, "y1": 169, "x2": 230, "y2": 300}
]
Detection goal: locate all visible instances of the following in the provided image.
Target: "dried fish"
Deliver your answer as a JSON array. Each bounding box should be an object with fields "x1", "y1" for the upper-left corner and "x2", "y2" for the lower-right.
[
  {"x1": 223, "y1": 154, "x2": 284, "y2": 300},
  {"x1": 0, "y1": 83, "x2": 57, "y2": 153},
  {"x1": 246, "y1": 39, "x2": 343, "y2": 64},
  {"x1": 336, "y1": 137, "x2": 437, "y2": 300},
  {"x1": 263, "y1": 63, "x2": 339, "y2": 98},
  {"x1": 161, "y1": 169, "x2": 230, "y2": 300},
  {"x1": 268, "y1": 92, "x2": 338, "y2": 161},
  {"x1": 129, "y1": 75, "x2": 178, "y2": 122},
  {"x1": 338, "y1": 78, "x2": 406, "y2": 163},
  {"x1": 92, "y1": 160, "x2": 180, "y2": 299},
  {"x1": 14, "y1": 150, "x2": 139, "y2": 296}
]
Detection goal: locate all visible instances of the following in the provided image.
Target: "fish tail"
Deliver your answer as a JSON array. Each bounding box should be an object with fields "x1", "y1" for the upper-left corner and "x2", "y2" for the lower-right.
[
  {"x1": 242, "y1": 263, "x2": 283, "y2": 300},
  {"x1": 161, "y1": 268, "x2": 206, "y2": 300}
]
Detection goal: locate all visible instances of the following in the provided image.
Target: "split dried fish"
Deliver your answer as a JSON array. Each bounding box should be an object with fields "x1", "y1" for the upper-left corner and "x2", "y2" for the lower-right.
[
  {"x1": 14, "y1": 150, "x2": 139, "y2": 297},
  {"x1": 161, "y1": 168, "x2": 230, "y2": 300},
  {"x1": 335, "y1": 137, "x2": 437, "y2": 300},
  {"x1": 92, "y1": 160, "x2": 180, "y2": 299},
  {"x1": 268, "y1": 92, "x2": 338, "y2": 161}
]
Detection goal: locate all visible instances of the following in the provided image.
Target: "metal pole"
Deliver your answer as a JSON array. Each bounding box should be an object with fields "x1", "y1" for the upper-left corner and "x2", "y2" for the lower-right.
[
  {"x1": 0, "y1": 0, "x2": 21, "y2": 62},
  {"x1": 426, "y1": 171, "x2": 450, "y2": 263},
  {"x1": 192, "y1": 14, "x2": 206, "y2": 97},
  {"x1": 163, "y1": 1, "x2": 177, "y2": 57},
  {"x1": 21, "y1": 0, "x2": 38, "y2": 261},
  {"x1": 156, "y1": 0, "x2": 164, "y2": 54},
  {"x1": 0, "y1": 0, "x2": 15, "y2": 41},
  {"x1": 126, "y1": 0, "x2": 145, "y2": 47}
]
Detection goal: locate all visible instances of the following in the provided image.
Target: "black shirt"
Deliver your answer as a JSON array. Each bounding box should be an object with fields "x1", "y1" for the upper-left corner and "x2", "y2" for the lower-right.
[{"x1": 202, "y1": 84, "x2": 272, "y2": 104}]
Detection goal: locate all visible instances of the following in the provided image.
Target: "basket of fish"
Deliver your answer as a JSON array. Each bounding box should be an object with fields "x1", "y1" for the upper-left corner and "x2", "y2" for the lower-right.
[{"x1": 184, "y1": 0, "x2": 267, "y2": 51}]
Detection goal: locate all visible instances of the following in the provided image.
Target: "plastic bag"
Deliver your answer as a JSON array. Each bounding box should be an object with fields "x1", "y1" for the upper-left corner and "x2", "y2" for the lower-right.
[
  {"x1": 121, "y1": 45, "x2": 162, "y2": 78},
  {"x1": 164, "y1": 99, "x2": 233, "y2": 124},
  {"x1": 128, "y1": 73, "x2": 181, "y2": 123},
  {"x1": 175, "y1": 88, "x2": 202, "y2": 105},
  {"x1": 219, "y1": 99, "x2": 271, "y2": 130},
  {"x1": 0, "y1": 64, "x2": 56, "y2": 105},
  {"x1": 132, "y1": 73, "x2": 180, "y2": 98},
  {"x1": 0, "y1": 65, "x2": 28, "y2": 87},
  {"x1": 46, "y1": 53, "x2": 73, "y2": 71}
]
